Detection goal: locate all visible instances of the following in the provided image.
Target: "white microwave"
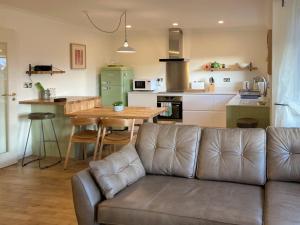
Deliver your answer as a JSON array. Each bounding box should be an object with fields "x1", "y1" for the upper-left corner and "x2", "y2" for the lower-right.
[{"x1": 133, "y1": 79, "x2": 157, "y2": 91}]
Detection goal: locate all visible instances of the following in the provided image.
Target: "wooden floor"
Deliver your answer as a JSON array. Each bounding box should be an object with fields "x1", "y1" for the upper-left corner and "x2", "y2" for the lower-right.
[{"x1": 0, "y1": 158, "x2": 89, "y2": 225}]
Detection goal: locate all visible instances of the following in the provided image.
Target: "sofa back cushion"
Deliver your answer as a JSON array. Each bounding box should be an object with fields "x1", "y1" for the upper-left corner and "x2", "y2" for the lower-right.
[
  {"x1": 135, "y1": 123, "x2": 201, "y2": 178},
  {"x1": 267, "y1": 127, "x2": 300, "y2": 182},
  {"x1": 196, "y1": 128, "x2": 266, "y2": 185}
]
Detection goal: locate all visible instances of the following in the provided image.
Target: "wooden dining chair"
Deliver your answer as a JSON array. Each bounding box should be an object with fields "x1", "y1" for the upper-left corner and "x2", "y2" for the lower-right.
[
  {"x1": 64, "y1": 117, "x2": 101, "y2": 169},
  {"x1": 96, "y1": 118, "x2": 136, "y2": 159}
]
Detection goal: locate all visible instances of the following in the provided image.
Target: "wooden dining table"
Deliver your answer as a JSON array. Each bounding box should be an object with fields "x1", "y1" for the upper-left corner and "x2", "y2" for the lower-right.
[{"x1": 66, "y1": 106, "x2": 167, "y2": 123}]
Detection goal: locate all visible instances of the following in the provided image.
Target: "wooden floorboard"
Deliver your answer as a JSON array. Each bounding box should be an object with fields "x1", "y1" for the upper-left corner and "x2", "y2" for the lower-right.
[{"x1": 0, "y1": 158, "x2": 89, "y2": 225}]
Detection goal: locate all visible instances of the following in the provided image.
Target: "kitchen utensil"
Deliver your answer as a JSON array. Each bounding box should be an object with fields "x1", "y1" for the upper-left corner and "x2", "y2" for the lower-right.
[{"x1": 242, "y1": 81, "x2": 250, "y2": 90}]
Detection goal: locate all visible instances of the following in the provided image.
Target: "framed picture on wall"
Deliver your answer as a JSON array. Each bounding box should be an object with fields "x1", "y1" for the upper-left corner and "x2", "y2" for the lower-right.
[{"x1": 70, "y1": 43, "x2": 86, "y2": 69}]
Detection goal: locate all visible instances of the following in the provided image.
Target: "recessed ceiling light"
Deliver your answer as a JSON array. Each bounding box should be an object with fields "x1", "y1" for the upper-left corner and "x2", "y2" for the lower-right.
[
  {"x1": 172, "y1": 22, "x2": 179, "y2": 27},
  {"x1": 218, "y1": 20, "x2": 224, "y2": 24},
  {"x1": 126, "y1": 25, "x2": 132, "y2": 28}
]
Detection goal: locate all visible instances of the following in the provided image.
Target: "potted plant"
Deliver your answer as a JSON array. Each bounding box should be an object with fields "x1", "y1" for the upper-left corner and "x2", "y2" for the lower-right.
[{"x1": 113, "y1": 101, "x2": 124, "y2": 112}]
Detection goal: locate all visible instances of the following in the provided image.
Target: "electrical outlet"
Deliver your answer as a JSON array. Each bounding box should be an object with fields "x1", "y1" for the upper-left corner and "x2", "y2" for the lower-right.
[{"x1": 223, "y1": 78, "x2": 231, "y2": 82}]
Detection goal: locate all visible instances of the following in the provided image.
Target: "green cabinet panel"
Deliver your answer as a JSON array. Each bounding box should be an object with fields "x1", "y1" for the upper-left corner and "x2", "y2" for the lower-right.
[
  {"x1": 101, "y1": 85, "x2": 124, "y2": 106},
  {"x1": 100, "y1": 67, "x2": 134, "y2": 106},
  {"x1": 101, "y1": 70, "x2": 123, "y2": 86}
]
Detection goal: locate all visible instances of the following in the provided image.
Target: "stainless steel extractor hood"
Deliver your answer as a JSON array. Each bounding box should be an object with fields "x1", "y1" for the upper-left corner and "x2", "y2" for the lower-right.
[{"x1": 159, "y1": 28, "x2": 190, "y2": 92}]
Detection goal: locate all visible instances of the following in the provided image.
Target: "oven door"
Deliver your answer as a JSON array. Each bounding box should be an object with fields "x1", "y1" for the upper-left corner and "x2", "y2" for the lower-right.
[
  {"x1": 157, "y1": 101, "x2": 182, "y2": 121},
  {"x1": 133, "y1": 80, "x2": 146, "y2": 90}
]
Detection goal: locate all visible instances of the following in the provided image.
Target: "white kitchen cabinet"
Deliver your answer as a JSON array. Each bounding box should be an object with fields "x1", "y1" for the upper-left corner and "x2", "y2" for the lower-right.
[
  {"x1": 183, "y1": 111, "x2": 226, "y2": 128},
  {"x1": 183, "y1": 94, "x2": 234, "y2": 128},
  {"x1": 128, "y1": 92, "x2": 157, "y2": 107},
  {"x1": 213, "y1": 95, "x2": 236, "y2": 111},
  {"x1": 183, "y1": 95, "x2": 215, "y2": 110},
  {"x1": 128, "y1": 92, "x2": 234, "y2": 128},
  {"x1": 183, "y1": 94, "x2": 235, "y2": 111}
]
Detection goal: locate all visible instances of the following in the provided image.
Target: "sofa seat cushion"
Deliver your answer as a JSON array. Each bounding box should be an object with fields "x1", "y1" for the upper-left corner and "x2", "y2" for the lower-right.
[
  {"x1": 97, "y1": 175, "x2": 264, "y2": 225},
  {"x1": 265, "y1": 181, "x2": 300, "y2": 225}
]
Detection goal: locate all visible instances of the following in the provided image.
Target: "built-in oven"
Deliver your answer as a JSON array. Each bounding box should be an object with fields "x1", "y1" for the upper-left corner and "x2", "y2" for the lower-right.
[{"x1": 157, "y1": 96, "x2": 182, "y2": 122}]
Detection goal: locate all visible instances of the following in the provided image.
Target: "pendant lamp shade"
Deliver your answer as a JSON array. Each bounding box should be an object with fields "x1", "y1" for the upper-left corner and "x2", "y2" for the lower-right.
[{"x1": 116, "y1": 11, "x2": 136, "y2": 53}]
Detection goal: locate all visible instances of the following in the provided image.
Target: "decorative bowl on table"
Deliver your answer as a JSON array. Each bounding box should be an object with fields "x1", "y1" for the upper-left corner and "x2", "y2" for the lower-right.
[{"x1": 113, "y1": 101, "x2": 124, "y2": 112}]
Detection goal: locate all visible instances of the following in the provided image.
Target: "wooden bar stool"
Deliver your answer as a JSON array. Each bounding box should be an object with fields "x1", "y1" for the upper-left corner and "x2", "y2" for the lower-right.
[
  {"x1": 22, "y1": 112, "x2": 62, "y2": 169},
  {"x1": 64, "y1": 117, "x2": 101, "y2": 169},
  {"x1": 97, "y1": 118, "x2": 135, "y2": 159}
]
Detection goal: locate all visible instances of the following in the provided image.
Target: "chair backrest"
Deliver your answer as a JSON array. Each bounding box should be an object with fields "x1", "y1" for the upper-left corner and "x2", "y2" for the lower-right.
[
  {"x1": 100, "y1": 118, "x2": 135, "y2": 130},
  {"x1": 70, "y1": 117, "x2": 99, "y2": 126},
  {"x1": 100, "y1": 118, "x2": 136, "y2": 142}
]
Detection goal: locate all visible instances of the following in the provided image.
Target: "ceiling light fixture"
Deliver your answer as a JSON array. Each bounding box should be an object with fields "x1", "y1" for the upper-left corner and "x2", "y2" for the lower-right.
[
  {"x1": 172, "y1": 22, "x2": 179, "y2": 27},
  {"x1": 116, "y1": 11, "x2": 136, "y2": 53},
  {"x1": 126, "y1": 25, "x2": 132, "y2": 28},
  {"x1": 218, "y1": 20, "x2": 224, "y2": 24},
  {"x1": 83, "y1": 10, "x2": 136, "y2": 53}
]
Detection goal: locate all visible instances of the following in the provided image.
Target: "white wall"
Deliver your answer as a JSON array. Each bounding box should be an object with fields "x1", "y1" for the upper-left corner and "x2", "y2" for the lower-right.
[
  {"x1": 0, "y1": 5, "x2": 111, "y2": 100},
  {"x1": 111, "y1": 28, "x2": 268, "y2": 91},
  {"x1": 0, "y1": 5, "x2": 111, "y2": 159}
]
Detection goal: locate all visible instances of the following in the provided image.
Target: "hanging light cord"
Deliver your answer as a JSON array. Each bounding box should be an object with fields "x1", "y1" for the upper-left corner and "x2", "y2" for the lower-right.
[
  {"x1": 124, "y1": 11, "x2": 128, "y2": 42},
  {"x1": 83, "y1": 10, "x2": 126, "y2": 34}
]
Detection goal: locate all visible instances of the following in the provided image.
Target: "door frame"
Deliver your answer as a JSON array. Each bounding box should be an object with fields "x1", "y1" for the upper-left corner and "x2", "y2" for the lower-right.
[{"x1": 0, "y1": 27, "x2": 19, "y2": 168}]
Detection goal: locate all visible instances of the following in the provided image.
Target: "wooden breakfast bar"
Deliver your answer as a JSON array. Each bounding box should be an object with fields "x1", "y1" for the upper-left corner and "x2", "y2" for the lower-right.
[{"x1": 19, "y1": 96, "x2": 165, "y2": 158}]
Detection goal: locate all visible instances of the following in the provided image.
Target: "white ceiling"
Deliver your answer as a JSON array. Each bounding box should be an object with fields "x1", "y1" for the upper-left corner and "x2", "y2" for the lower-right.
[{"x1": 0, "y1": 0, "x2": 272, "y2": 30}]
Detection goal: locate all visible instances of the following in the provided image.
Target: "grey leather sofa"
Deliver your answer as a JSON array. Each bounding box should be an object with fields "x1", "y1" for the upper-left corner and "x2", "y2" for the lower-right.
[{"x1": 72, "y1": 124, "x2": 300, "y2": 225}]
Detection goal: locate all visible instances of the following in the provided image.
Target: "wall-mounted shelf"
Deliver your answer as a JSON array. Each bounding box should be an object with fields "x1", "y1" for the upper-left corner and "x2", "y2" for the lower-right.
[
  {"x1": 26, "y1": 64, "x2": 65, "y2": 76},
  {"x1": 26, "y1": 70, "x2": 65, "y2": 75},
  {"x1": 203, "y1": 67, "x2": 258, "y2": 72},
  {"x1": 201, "y1": 62, "x2": 258, "y2": 72}
]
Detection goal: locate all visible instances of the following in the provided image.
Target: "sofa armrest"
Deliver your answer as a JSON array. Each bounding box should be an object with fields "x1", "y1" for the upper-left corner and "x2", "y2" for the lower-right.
[{"x1": 71, "y1": 169, "x2": 102, "y2": 225}]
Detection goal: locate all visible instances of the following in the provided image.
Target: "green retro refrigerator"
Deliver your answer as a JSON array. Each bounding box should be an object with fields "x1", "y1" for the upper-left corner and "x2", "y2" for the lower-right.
[{"x1": 100, "y1": 66, "x2": 134, "y2": 106}]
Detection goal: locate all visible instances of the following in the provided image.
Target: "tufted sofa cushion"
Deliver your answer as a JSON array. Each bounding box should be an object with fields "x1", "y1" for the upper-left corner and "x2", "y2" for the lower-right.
[
  {"x1": 267, "y1": 127, "x2": 300, "y2": 182},
  {"x1": 89, "y1": 144, "x2": 145, "y2": 199},
  {"x1": 197, "y1": 128, "x2": 266, "y2": 185},
  {"x1": 135, "y1": 123, "x2": 201, "y2": 178}
]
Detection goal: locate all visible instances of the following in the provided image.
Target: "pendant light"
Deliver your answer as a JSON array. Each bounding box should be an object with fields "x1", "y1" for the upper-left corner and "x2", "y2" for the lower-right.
[
  {"x1": 84, "y1": 10, "x2": 136, "y2": 53},
  {"x1": 116, "y1": 11, "x2": 136, "y2": 53}
]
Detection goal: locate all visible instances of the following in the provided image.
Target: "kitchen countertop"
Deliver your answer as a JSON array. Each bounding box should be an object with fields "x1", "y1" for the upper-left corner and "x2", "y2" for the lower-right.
[
  {"x1": 226, "y1": 95, "x2": 270, "y2": 107},
  {"x1": 19, "y1": 96, "x2": 100, "y2": 106},
  {"x1": 129, "y1": 90, "x2": 237, "y2": 96}
]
